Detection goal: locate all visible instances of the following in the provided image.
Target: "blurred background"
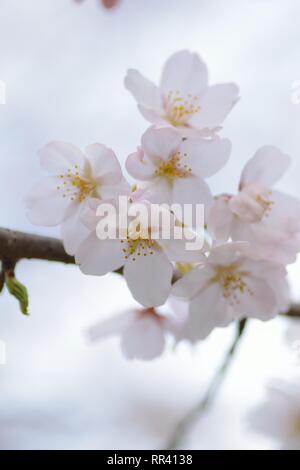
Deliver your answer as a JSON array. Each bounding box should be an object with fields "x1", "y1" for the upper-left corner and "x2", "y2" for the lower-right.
[{"x1": 1, "y1": 0, "x2": 300, "y2": 450}]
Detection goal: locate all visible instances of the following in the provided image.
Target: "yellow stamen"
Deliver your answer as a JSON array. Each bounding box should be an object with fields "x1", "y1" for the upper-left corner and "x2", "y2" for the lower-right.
[
  {"x1": 155, "y1": 152, "x2": 192, "y2": 180},
  {"x1": 211, "y1": 265, "x2": 253, "y2": 305},
  {"x1": 57, "y1": 165, "x2": 96, "y2": 202},
  {"x1": 165, "y1": 90, "x2": 200, "y2": 126}
]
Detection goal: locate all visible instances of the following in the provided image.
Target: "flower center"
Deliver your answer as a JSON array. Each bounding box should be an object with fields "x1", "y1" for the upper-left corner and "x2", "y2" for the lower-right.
[
  {"x1": 212, "y1": 265, "x2": 253, "y2": 304},
  {"x1": 121, "y1": 235, "x2": 157, "y2": 261},
  {"x1": 57, "y1": 165, "x2": 96, "y2": 203},
  {"x1": 165, "y1": 90, "x2": 200, "y2": 126},
  {"x1": 155, "y1": 152, "x2": 192, "y2": 180},
  {"x1": 255, "y1": 192, "x2": 273, "y2": 217}
]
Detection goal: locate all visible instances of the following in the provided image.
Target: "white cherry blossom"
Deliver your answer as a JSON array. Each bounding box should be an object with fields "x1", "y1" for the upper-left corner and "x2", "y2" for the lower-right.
[
  {"x1": 208, "y1": 146, "x2": 300, "y2": 263},
  {"x1": 87, "y1": 305, "x2": 187, "y2": 361},
  {"x1": 126, "y1": 126, "x2": 231, "y2": 213},
  {"x1": 172, "y1": 242, "x2": 289, "y2": 341},
  {"x1": 25, "y1": 141, "x2": 129, "y2": 255},
  {"x1": 75, "y1": 198, "x2": 205, "y2": 307},
  {"x1": 125, "y1": 50, "x2": 239, "y2": 137},
  {"x1": 249, "y1": 380, "x2": 300, "y2": 450}
]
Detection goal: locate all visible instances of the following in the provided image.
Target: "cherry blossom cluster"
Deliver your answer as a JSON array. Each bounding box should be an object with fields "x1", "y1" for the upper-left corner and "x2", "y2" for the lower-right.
[{"x1": 25, "y1": 50, "x2": 300, "y2": 360}]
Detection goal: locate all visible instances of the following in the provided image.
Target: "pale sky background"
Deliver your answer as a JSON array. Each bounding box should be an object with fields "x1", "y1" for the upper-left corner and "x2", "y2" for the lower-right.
[{"x1": 1, "y1": 0, "x2": 300, "y2": 450}]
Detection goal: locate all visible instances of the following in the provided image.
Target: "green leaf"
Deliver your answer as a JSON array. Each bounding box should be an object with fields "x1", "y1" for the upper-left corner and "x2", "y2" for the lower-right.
[{"x1": 5, "y1": 273, "x2": 29, "y2": 315}]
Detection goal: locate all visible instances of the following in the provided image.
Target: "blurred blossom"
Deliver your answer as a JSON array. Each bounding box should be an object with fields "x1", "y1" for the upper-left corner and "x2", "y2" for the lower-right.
[
  {"x1": 249, "y1": 380, "x2": 300, "y2": 450},
  {"x1": 87, "y1": 301, "x2": 188, "y2": 360},
  {"x1": 101, "y1": 0, "x2": 120, "y2": 8},
  {"x1": 74, "y1": 0, "x2": 120, "y2": 9}
]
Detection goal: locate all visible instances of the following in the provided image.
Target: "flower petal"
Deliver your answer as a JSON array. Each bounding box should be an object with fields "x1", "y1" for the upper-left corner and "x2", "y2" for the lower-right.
[
  {"x1": 123, "y1": 249, "x2": 173, "y2": 307},
  {"x1": 84, "y1": 143, "x2": 122, "y2": 184},
  {"x1": 61, "y1": 203, "x2": 90, "y2": 256},
  {"x1": 25, "y1": 176, "x2": 71, "y2": 226},
  {"x1": 98, "y1": 177, "x2": 131, "y2": 200},
  {"x1": 121, "y1": 313, "x2": 165, "y2": 360},
  {"x1": 39, "y1": 141, "x2": 85, "y2": 175},
  {"x1": 187, "y1": 283, "x2": 223, "y2": 340},
  {"x1": 172, "y1": 265, "x2": 214, "y2": 300},
  {"x1": 158, "y1": 236, "x2": 206, "y2": 263},
  {"x1": 207, "y1": 196, "x2": 234, "y2": 243},
  {"x1": 234, "y1": 276, "x2": 278, "y2": 320},
  {"x1": 138, "y1": 105, "x2": 164, "y2": 125},
  {"x1": 240, "y1": 146, "x2": 290, "y2": 189},
  {"x1": 207, "y1": 241, "x2": 250, "y2": 265},
  {"x1": 87, "y1": 310, "x2": 133, "y2": 342},
  {"x1": 270, "y1": 190, "x2": 300, "y2": 222},
  {"x1": 126, "y1": 148, "x2": 156, "y2": 181},
  {"x1": 160, "y1": 50, "x2": 208, "y2": 96},
  {"x1": 124, "y1": 69, "x2": 162, "y2": 111},
  {"x1": 75, "y1": 232, "x2": 124, "y2": 275},
  {"x1": 141, "y1": 126, "x2": 182, "y2": 164},
  {"x1": 172, "y1": 176, "x2": 213, "y2": 219},
  {"x1": 189, "y1": 83, "x2": 239, "y2": 129},
  {"x1": 140, "y1": 177, "x2": 173, "y2": 205},
  {"x1": 180, "y1": 136, "x2": 231, "y2": 178}
]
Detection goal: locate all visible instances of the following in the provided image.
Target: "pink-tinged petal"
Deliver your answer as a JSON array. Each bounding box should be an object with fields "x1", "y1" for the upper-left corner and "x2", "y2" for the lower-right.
[
  {"x1": 187, "y1": 283, "x2": 223, "y2": 340},
  {"x1": 138, "y1": 105, "x2": 164, "y2": 125},
  {"x1": 239, "y1": 258, "x2": 286, "y2": 278},
  {"x1": 180, "y1": 136, "x2": 231, "y2": 178},
  {"x1": 25, "y1": 176, "x2": 71, "y2": 226},
  {"x1": 84, "y1": 143, "x2": 122, "y2": 184},
  {"x1": 39, "y1": 141, "x2": 85, "y2": 175},
  {"x1": 160, "y1": 50, "x2": 208, "y2": 96},
  {"x1": 208, "y1": 196, "x2": 235, "y2": 243},
  {"x1": 264, "y1": 190, "x2": 300, "y2": 223},
  {"x1": 123, "y1": 249, "x2": 173, "y2": 307},
  {"x1": 240, "y1": 146, "x2": 290, "y2": 189},
  {"x1": 124, "y1": 69, "x2": 162, "y2": 111},
  {"x1": 80, "y1": 198, "x2": 102, "y2": 230},
  {"x1": 87, "y1": 310, "x2": 133, "y2": 342},
  {"x1": 140, "y1": 177, "x2": 173, "y2": 205},
  {"x1": 99, "y1": 177, "x2": 131, "y2": 199},
  {"x1": 141, "y1": 126, "x2": 182, "y2": 164},
  {"x1": 61, "y1": 203, "x2": 90, "y2": 255},
  {"x1": 172, "y1": 265, "x2": 214, "y2": 300},
  {"x1": 233, "y1": 220, "x2": 300, "y2": 264},
  {"x1": 172, "y1": 176, "x2": 213, "y2": 219},
  {"x1": 271, "y1": 276, "x2": 290, "y2": 315},
  {"x1": 158, "y1": 237, "x2": 206, "y2": 263},
  {"x1": 178, "y1": 126, "x2": 221, "y2": 139},
  {"x1": 229, "y1": 185, "x2": 268, "y2": 223},
  {"x1": 234, "y1": 276, "x2": 277, "y2": 320},
  {"x1": 189, "y1": 83, "x2": 239, "y2": 129},
  {"x1": 208, "y1": 241, "x2": 249, "y2": 266},
  {"x1": 248, "y1": 381, "x2": 300, "y2": 443},
  {"x1": 121, "y1": 313, "x2": 165, "y2": 360},
  {"x1": 126, "y1": 148, "x2": 156, "y2": 181},
  {"x1": 75, "y1": 232, "x2": 124, "y2": 275}
]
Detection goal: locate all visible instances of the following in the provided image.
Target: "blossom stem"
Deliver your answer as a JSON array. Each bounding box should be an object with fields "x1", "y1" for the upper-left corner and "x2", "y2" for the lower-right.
[{"x1": 165, "y1": 319, "x2": 247, "y2": 450}]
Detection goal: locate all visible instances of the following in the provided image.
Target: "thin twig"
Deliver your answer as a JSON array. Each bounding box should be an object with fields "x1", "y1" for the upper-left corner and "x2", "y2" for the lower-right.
[
  {"x1": 165, "y1": 319, "x2": 247, "y2": 450},
  {"x1": 0, "y1": 227, "x2": 299, "y2": 313}
]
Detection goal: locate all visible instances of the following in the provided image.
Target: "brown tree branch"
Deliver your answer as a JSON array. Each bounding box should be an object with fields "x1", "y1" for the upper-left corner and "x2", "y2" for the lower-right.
[
  {"x1": 0, "y1": 227, "x2": 74, "y2": 264},
  {"x1": 0, "y1": 227, "x2": 300, "y2": 317}
]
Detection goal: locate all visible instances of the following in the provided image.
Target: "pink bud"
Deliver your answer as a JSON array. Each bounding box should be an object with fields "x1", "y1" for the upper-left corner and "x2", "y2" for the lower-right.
[{"x1": 101, "y1": 0, "x2": 119, "y2": 9}]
